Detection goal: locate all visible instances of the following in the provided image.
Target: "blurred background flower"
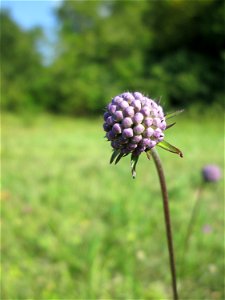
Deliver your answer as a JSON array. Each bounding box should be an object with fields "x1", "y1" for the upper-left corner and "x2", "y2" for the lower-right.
[{"x1": 202, "y1": 165, "x2": 221, "y2": 183}]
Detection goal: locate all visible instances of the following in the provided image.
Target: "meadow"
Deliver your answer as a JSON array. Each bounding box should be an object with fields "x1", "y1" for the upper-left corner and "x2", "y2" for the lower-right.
[{"x1": 1, "y1": 112, "x2": 224, "y2": 300}]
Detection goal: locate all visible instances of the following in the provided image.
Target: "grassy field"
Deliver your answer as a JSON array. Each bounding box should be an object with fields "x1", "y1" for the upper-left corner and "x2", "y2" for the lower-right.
[{"x1": 1, "y1": 112, "x2": 224, "y2": 300}]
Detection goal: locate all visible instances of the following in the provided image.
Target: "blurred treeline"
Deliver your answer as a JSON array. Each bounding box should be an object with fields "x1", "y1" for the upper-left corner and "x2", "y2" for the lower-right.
[{"x1": 1, "y1": 0, "x2": 224, "y2": 116}]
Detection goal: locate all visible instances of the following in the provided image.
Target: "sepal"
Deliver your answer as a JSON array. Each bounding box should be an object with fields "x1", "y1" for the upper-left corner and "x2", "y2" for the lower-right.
[
  {"x1": 165, "y1": 110, "x2": 184, "y2": 120},
  {"x1": 131, "y1": 153, "x2": 140, "y2": 179},
  {"x1": 115, "y1": 152, "x2": 125, "y2": 165},
  {"x1": 165, "y1": 122, "x2": 176, "y2": 130},
  {"x1": 110, "y1": 149, "x2": 120, "y2": 164},
  {"x1": 146, "y1": 150, "x2": 151, "y2": 160}
]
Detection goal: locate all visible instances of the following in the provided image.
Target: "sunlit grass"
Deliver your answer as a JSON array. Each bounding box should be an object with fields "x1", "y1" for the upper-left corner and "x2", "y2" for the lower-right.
[{"x1": 1, "y1": 112, "x2": 224, "y2": 299}]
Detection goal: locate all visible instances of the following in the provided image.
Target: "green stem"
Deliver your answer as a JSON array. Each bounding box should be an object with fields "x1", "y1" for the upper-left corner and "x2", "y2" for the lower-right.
[
  {"x1": 184, "y1": 184, "x2": 204, "y2": 252},
  {"x1": 180, "y1": 183, "x2": 204, "y2": 277},
  {"x1": 151, "y1": 148, "x2": 179, "y2": 300}
]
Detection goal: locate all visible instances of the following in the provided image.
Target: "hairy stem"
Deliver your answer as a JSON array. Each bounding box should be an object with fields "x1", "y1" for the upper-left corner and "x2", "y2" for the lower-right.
[{"x1": 151, "y1": 148, "x2": 179, "y2": 300}]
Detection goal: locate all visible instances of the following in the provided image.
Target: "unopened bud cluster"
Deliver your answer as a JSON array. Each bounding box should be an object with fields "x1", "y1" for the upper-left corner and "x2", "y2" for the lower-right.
[{"x1": 103, "y1": 92, "x2": 166, "y2": 155}]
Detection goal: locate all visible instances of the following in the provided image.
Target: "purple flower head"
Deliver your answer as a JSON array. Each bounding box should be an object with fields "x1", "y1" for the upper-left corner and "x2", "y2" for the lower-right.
[
  {"x1": 202, "y1": 165, "x2": 221, "y2": 182},
  {"x1": 103, "y1": 92, "x2": 183, "y2": 177}
]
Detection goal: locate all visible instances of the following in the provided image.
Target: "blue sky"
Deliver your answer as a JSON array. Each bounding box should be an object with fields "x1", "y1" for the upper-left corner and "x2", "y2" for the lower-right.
[
  {"x1": 1, "y1": 0, "x2": 63, "y2": 63},
  {"x1": 1, "y1": 0, "x2": 61, "y2": 31}
]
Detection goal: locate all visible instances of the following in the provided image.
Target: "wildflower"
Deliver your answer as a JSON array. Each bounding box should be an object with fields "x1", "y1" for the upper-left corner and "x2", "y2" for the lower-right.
[
  {"x1": 202, "y1": 165, "x2": 221, "y2": 182},
  {"x1": 103, "y1": 92, "x2": 183, "y2": 177}
]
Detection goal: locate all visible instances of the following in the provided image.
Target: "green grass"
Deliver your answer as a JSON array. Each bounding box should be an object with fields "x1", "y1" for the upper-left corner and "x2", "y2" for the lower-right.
[{"x1": 1, "y1": 112, "x2": 224, "y2": 299}]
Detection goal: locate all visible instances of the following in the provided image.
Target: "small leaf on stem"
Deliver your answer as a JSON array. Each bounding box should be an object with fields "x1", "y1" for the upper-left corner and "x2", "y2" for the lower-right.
[{"x1": 158, "y1": 140, "x2": 183, "y2": 157}]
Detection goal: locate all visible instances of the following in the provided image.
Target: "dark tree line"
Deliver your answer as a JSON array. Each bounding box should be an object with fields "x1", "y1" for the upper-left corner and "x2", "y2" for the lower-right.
[{"x1": 1, "y1": 0, "x2": 224, "y2": 115}]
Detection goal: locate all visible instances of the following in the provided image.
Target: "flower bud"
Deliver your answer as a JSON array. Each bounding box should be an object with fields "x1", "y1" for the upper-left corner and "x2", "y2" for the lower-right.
[
  {"x1": 133, "y1": 112, "x2": 144, "y2": 124},
  {"x1": 131, "y1": 100, "x2": 142, "y2": 111},
  {"x1": 122, "y1": 117, "x2": 133, "y2": 128},
  {"x1": 134, "y1": 124, "x2": 145, "y2": 135},
  {"x1": 114, "y1": 111, "x2": 123, "y2": 121},
  {"x1": 112, "y1": 123, "x2": 122, "y2": 134},
  {"x1": 122, "y1": 128, "x2": 134, "y2": 138},
  {"x1": 106, "y1": 116, "x2": 114, "y2": 125},
  {"x1": 119, "y1": 101, "x2": 129, "y2": 110},
  {"x1": 124, "y1": 106, "x2": 135, "y2": 117},
  {"x1": 144, "y1": 127, "x2": 154, "y2": 138},
  {"x1": 131, "y1": 135, "x2": 142, "y2": 144}
]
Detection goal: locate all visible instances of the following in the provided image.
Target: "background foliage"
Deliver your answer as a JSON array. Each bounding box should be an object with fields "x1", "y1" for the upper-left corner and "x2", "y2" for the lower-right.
[
  {"x1": 1, "y1": 0, "x2": 224, "y2": 115},
  {"x1": 1, "y1": 1, "x2": 224, "y2": 299}
]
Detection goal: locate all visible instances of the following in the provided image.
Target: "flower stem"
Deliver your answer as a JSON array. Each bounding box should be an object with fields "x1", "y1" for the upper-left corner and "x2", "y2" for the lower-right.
[
  {"x1": 151, "y1": 148, "x2": 179, "y2": 300},
  {"x1": 184, "y1": 184, "x2": 204, "y2": 252}
]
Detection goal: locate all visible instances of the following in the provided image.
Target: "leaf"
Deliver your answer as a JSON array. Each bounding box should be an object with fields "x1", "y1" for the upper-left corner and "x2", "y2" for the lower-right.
[
  {"x1": 165, "y1": 109, "x2": 184, "y2": 120},
  {"x1": 157, "y1": 140, "x2": 183, "y2": 157},
  {"x1": 110, "y1": 149, "x2": 120, "y2": 164},
  {"x1": 165, "y1": 122, "x2": 176, "y2": 130},
  {"x1": 131, "y1": 153, "x2": 140, "y2": 179}
]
